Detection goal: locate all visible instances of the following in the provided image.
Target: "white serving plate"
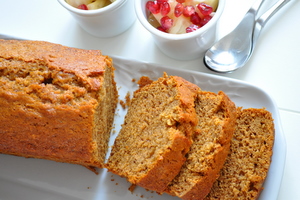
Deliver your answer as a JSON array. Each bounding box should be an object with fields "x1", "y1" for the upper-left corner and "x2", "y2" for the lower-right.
[{"x1": 0, "y1": 56, "x2": 286, "y2": 200}]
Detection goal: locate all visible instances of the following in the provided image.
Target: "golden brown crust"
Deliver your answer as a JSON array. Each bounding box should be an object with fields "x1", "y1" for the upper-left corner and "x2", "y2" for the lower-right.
[
  {"x1": 166, "y1": 90, "x2": 237, "y2": 200},
  {"x1": 0, "y1": 39, "x2": 109, "y2": 90},
  {"x1": 204, "y1": 108, "x2": 275, "y2": 200},
  {"x1": 137, "y1": 76, "x2": 153, "y2": 89},
  {"x1": 0, "y1": 40, "x2": 118, "y2": 170},
  {"x1": 106, "y1": 74, "x2": 200, "y2": 193}
]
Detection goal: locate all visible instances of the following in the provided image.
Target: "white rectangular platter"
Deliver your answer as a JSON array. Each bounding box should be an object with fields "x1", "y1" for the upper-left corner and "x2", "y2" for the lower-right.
[{"x1": 0, "y1": 55, "x2": 286, "y2": 200}]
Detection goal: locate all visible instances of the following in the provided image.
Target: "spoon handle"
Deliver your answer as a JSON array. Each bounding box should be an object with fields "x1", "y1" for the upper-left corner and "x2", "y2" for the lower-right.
[
  {"x1": 252, "y1": 0, "x2": 291, "y2": 48},
  {"x1": 251, "y1": 0, "x2": 266, "y2": 16},
  {"x1": 258, "y1": 0, "x2": 291, "y2": 26}
]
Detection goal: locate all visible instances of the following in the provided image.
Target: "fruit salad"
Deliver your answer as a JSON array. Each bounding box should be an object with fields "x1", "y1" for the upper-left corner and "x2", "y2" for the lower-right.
[
  {"x1": 146, "y1": 0, "x2": 218, "y2": 34},
  {"x1": 66, "y1": 0, "x2": 116, "y2": 10}
]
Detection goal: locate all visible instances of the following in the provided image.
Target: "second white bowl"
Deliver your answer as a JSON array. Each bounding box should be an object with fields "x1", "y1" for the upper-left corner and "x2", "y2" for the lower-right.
[{"x1": 135, "y1": 0, "x2": 225, "y2": 60}]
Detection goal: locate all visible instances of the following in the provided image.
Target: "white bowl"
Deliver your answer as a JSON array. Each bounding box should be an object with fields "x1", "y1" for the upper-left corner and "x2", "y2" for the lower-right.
[
  {"x1": 58, "y1": 0, "x2": 136, "y2": 38},
  {"x1": 135, "y1": 0, "x2": 225, "y2": 60}
]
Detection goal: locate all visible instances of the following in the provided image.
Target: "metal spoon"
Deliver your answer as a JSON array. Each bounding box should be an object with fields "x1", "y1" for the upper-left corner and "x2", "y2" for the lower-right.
[{"x1": 204, "y1": 0, "x2": 291, "y2": 73}]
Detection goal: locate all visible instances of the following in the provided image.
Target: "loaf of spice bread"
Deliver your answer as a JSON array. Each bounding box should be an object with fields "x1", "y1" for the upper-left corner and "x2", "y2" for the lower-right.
[
  {"x1": 0, "y1": 39, "x2": 118, "y2": 171},
  {"x1": 205, "y1": 107, "x2": 275, "y2": 200},
  {"x1": 105, "y1": 74, "x2": 200, "y2": 193},
  {"x1": 166, "y1": 90, "x2": 237, "y2": 200}
]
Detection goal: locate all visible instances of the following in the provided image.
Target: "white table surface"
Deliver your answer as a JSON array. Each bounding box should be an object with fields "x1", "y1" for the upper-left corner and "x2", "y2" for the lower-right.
[{"x1": 0, "y1": 0, "x2": 299, "y2": 199}]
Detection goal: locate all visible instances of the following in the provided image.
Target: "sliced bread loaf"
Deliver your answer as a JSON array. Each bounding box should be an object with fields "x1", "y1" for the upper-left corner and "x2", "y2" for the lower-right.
[
  {"x1": 205, "y1": 108, "x2": 275, "y2": 200},
  {"x1": 105, "y1": 74, "x2": 200, "y2": 193},
  {"x1": 166, "y1": 91, "x2": 237, "y2": 200}
]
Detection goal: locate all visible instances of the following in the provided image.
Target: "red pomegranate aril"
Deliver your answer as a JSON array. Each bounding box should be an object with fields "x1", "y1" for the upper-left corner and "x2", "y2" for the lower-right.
[
  {"x1": 186, "y1": 24, "x2": 200, "y2": 33},
  {"x1": 160, "y1": 16, "x2": 173, "y2": 30},
  {"x1": 190, "y1": 12, "x2": 201, "y2": 25},
  {"x1": 176, "y1": 0, "x2": 185, "y2": 3},
  {"x1": 183, "y1": 5, "x2": 195, "y2": 17},
  {"x1": 157, "y1": 0, "x2": 168, "y2": 5},
  {"x1": 160, "y1": 2, "x2": 171, "y2": 16},
  {"x1": 146, "y1": 1, "x2": 161, "y2": 14},
  {"x1": 197, "y1": 3, "x2": 213, "y2": 16},
  {"x1": 200, "y1": 15, "x2": 212, "y2": 26},
  {"x1": 157, "y1": 26, "x2": 168, "y2": 32},
  {"x1": 77, "y1": 4, "x2": 88, "y2": 10},
  {"x1": 174, "y1": 3, "x2": 184, "y2": 17}
]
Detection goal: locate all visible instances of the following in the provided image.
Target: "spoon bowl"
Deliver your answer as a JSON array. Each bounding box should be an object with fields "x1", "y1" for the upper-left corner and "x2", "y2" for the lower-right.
[{"x1": 204, "y1": 5, "x2": 259, "y2": 72}]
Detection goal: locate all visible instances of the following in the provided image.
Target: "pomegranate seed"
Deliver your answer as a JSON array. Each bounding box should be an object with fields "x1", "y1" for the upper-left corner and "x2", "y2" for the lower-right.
[
  {"x1": 197, "y1": 3, "x2": 213, "y2": 16},
  {"x1": 190, "y1": 12, "x2": 201, "y2": 25},
  {"x1": 174, "y1": 3, "x2": 184, "y2": 17},
  {"x1": 186, "y1": 24, "x2": 200, "y2": 33},
  {"x1": 157, "y1": 0, "x2": 168, "y2": 5},
  {"x1": 146, "y1": 1, "x2": 161, "y2": 14},
  {"x1": 160, "y1": 16, "x2": 173, "y2": 30},
  {"x1": 200, "y1": 15, "x2": 212, "y2": 26},
  {"x1": 157, "y1": 26, "x2": 168, "y2": 32},
  {"x1": 176, "y1": 0, "x2": 185, "y2": 3},
  {"x1": 160, "y1": 2, "x2": 171, "y2": 16},
  {"x1": 183, "y1": 5, "x2": 195, "y2": 17},
  {"x1": 77, "y1": 4, "x2": 88, "y2": 10}
]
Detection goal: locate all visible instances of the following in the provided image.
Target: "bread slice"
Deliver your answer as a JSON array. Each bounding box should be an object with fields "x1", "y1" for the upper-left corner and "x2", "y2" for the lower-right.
[
  {"x1": 0, "y1": 40, "x2": 118, "y2": 170},
  {"x1": 205, "y1": 108, "x2": 275, "y2": 200},
  {"x1": 166, "y1": 91, "x2": 237, "y2": 200},
  {"x1": 105, "y1": 74, "x2": 200, "y2": 193}
]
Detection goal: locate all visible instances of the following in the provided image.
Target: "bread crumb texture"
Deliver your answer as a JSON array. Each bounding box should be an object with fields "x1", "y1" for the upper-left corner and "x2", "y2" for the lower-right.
[
  {"x1": 106, "y1": 74, "x2": 200, "y2": 193},
  {"x1": 167, "y1": 91, "x2": 237, "y2": 200},
  {"x1": 205, "y1": 108, "x2": 274, "y2": 200}
]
